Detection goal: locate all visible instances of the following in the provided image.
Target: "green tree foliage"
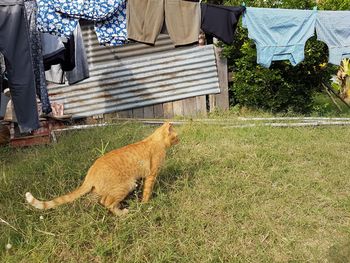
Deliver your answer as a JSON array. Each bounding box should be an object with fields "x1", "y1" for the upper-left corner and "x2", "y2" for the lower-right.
[{"x1": 210, "y1": 0, "x2": 349, "y2": 113}]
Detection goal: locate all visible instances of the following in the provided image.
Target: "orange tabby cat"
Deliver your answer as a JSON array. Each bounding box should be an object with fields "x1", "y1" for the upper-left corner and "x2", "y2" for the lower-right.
[{"x1": 25, "y1": 122, "x2": 179, "y2": 215}]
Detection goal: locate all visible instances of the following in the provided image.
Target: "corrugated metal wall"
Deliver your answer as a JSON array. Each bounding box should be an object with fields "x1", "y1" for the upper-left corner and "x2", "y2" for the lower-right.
[{"x1": 48, "y1": 25, "x2": 221, "y2": 119}]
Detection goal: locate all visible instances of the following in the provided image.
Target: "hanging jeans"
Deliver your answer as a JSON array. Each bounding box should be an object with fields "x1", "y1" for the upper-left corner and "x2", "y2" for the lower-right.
[{"x1": 0, "y1": 0, "x2": 39, "y2": 132}]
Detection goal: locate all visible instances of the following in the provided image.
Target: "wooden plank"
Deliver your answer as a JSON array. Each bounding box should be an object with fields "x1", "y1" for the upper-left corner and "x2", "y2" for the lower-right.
[
  {"x1": 153, "y1": 104, "x2": 164, "y2": 119},
  {"x1": 116, "y1": 110, "x2": 133, "y2": 118},
  {"x1": 196, "y1": 96, "x2": 208, "y2": 117},
  {"x1": 132, "y1": 108, "x2": 144, "y2": 118},
  {"x1": 143, "y1": 106, "x2": 155, "y2": 119},
  {"x1": 163, "y1": 102, "x2": 174, "y2": 119},
  {"x1": 182, "y1": 97, "x2": 197, "y2": 117},
  {"x1": 103, "y1": 112, "x2": 117, "y2": 121},
  {"x1": 172, "y1": 100, "x2": 184, "y2": 117},
  {"x1": 210, "y1": 38, "x2": 229, "y2": 112},
  {"x1": 10, "y1": 135, "x2": 50, "y2": 147}
]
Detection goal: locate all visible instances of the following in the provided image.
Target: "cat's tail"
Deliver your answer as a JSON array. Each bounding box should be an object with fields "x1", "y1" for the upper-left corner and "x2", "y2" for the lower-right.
[{"x1": 25, "y1": 182, "x2": 92, "y2": 210}]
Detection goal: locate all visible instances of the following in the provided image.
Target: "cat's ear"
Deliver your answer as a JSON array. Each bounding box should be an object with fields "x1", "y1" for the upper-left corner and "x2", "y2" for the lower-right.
[
  {"x1": 163, "y1": 122, "x2": 170, "y2": 127},
  {"x1": 163, "y1": 122, "x2": 173, "y2": 133},
  {"x1": 168, "y1": 123, "x2": 175, "y2": 134}
]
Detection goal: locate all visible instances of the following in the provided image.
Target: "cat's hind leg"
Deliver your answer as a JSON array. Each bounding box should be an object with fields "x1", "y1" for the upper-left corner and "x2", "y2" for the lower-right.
[{"x1": 100, "y1": 195, "x2": 128, "y2": 216}]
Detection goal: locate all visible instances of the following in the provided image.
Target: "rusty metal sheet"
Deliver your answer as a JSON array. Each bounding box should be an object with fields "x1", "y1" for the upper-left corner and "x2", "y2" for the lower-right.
[{"x1": 48, "y1": 26, "x2": 220, "y2": 118}]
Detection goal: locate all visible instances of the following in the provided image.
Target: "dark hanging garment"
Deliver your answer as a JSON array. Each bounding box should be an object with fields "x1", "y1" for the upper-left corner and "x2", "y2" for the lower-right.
[
  {"x1": 41, "y1": 33, "x2": 66, "y2": 71},
  {"x1": 66, "y1": 24, "x2": 90, "y2": 85},
  {"x1": 24, "y1": 0, "x2": 52, "y2": 114},
  {"x1": 0, "y1": 0, "x2": 40, "y2": 133},
  {"x1": 42, "y1": 34, "x2": 76, "y2": 72},
  {"x1": 200, "y1": 3, "x2": 245, "y2": 45},
  {"x1": 44, "y1": 24, "x2": 89, "y2": 85},
  {"x1": 0, "y1": 53, "x2": 5, "y2": 93},
  {"x1": 61, "y1": 36, "x2": 76, "y2": 71}
]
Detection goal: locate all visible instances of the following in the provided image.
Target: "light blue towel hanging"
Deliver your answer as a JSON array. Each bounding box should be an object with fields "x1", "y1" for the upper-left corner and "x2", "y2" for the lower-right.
[
  {"x1": 242, "y1": 7, "x2": 317, "y2": 68},
  {"x1": 316, "y1": 11, "x2": 350, "y2": 65}
]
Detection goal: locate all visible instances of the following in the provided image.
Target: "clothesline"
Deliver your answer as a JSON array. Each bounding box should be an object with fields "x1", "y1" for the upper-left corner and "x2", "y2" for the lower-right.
[{"x1": 37, "y1": 0, "x2": 350, "y2": 68}]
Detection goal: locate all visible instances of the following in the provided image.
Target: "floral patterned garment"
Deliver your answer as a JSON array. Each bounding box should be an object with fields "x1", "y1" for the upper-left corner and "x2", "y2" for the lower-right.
[
  {"x1": 36, "y1": 0, "x2": 79, "y2": 38},
  {"x1": 94, "y1": 0, "x2": 127, "y2": 46},
  {"x1": 54, "y1": 0, "x2": 123, "y2": 22},
  {"x1": 37, "y1": 0, "x2": 127, "y2": 46}
]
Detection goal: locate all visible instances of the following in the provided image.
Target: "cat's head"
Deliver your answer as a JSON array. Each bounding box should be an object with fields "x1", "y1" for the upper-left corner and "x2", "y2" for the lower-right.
[{"x1": 158, "y1": 122, "x2": 179, "y2": 147}]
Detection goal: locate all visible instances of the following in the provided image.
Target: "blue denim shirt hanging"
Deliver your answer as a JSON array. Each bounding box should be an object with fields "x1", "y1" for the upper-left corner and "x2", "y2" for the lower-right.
[
  {"x1": 242, "y1": 7, "x2": 317, "y2": 68},
  {"x1": 316, "y1": 11, "x2": 350, "y2": 65}
]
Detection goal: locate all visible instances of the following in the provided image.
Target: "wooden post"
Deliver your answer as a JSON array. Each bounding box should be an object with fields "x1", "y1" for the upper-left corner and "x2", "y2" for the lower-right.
[
  {"x1": 132, "y1": 108, "x2": 144, "y2": 118},
  {"x1": 163, "y1": 102, "x2": 174, "y2": 119},
  {"x1": 196, "y1": 96, "x2": 208, "y2": 117},
  {"x1": 182, "y1": 97, "x2": 197, "y2": 117},
  {"x1": 153, "y1": 104, "x2": 164, "y2": 118},
  {"x1": 172, "y1": 100, "x2": 184, "y2": 117},
  {"x1": 209, "y1": 38, "x2": 229, "y2": 112},
  {"x1": 116, "y1": 110, "x2": 133, "y2": 118},
  {"x1": 143, "y1": 106, "x2": 155, "y2": 119}
]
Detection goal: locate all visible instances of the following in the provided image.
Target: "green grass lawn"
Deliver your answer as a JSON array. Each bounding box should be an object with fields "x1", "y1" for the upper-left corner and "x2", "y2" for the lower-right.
[{"x1": 1, "y1": 121, "x2": 350, "y2": 262}]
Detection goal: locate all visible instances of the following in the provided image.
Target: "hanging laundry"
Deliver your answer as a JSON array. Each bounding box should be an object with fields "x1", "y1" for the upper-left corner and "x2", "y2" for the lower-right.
[
  {"x1": 41, "y1": 33, "x2": 75, "y2": 72},
  {"x1": 24, "y1": 0, "x2": 52, "y2": 114},
  {"x1": 53, "y1": 0, "x2": 127, "y2": 46},
  {"x1": 54, "y1": 0, "x2": 122, "y2": 22},
  {"x1": 45, "y1": 24, "x2": 90, "y2": 85},
  {"x1": 45, "y1": 65, "x2": 65, "y2": 84},
  {"x1": 0, "y1": 0, "x2": 40, "y2": 133},
  {"x1": 127, "y1": 0, "x2": 200, "y2": 46},
  {"x1": 200, "y1": 3, "x2": 245, "y2": 45},
  {"x1": 242, "y1": 7, "x2": 317, "y2": 68},
  {"x1": 316, "y1": 11, "x2": 350, "y2": 65},
  {"x1": 0, "y1": 53, "x2": 5, "y2": 93},
  {"x1": 36, "y1": 0, "x2": 79, "y2": 38},
  {"x1": 94, "y1": 1, "x2": 127, "y2": 46},
  {"x1": 66, "y1": 24, "x2": 90, "y2": 84}
]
